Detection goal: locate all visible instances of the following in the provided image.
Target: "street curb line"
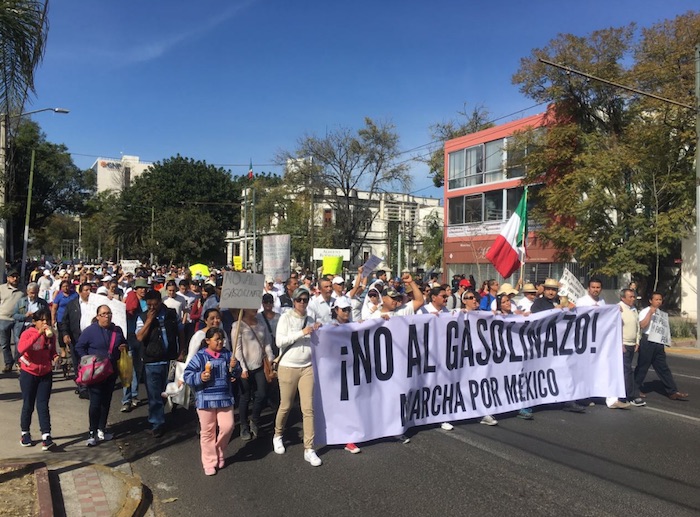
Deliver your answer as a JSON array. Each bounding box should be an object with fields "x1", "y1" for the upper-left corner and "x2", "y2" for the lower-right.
[
  {"x1": 0, "y1": 461, "x2": 53, "y2": 517},
  {"x1": 90, "y1": 464, "x2": 145, "y2": 517}
]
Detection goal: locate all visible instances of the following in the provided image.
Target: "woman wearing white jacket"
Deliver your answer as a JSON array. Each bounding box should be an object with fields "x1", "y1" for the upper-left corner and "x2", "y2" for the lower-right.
[{"x1": 272, "y1": 287, "x2": 322, "y2": 467}]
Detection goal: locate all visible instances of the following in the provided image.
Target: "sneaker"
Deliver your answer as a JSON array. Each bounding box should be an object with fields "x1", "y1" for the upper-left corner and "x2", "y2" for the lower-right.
[
  {"x1": 272, "y1": 435, "x2": 285, "y2": 454},
  {"x1": 204, "y1": 467, "x2": 217, "y2": 476},
  {"x1": 562, "y1": 402, "x2": 586, "y2": 413},
  {"x1": 20, "y1": 433, "x2": 32, "y2": 447},
  {"x1": 630, "y1": 398, "x2": 647, "y2": 407},
  {"x1": 86, "y1": 434, "x2": 97, "y2": 447},
  {"x1": 120, "y1": 403, "x2": 131, "y2": 413},
  {"x1": 130, "y1": 399, "x2": 139, "y2": 408},
  {"x1": 42, "y1": 436, "x2": 55, "y2": 451},
  {"x1": 97, "y1": 429, "x2": 113, "y2": 442},
  {"x1": 609, "y1": 400, "x2": 631, "y2": 409},
  {"x1": 440, "y1": 422, "x2": 454, "y2": 431},
  {"x1": 517, "y1": 408, "x2": 534, "y2": 420},
  {"x1": 397, "y1": 434, "x2": 410, "y2": 444},
  {"x1": 344, "y1": 443, "x2": 361, "y2": 454},
  {"x1": 78, "y1": 391, "x2": 89, "y2": 400},
  {"x1": 240, "y1": 427, "x2": 252, "y2": 441},
  {"x1": 249, "y1": 421, "x2": 259, "y2": 438},
  {"x1": 304, "y1": 449, "x2": 322, "y2": 467},
  {"x1": 480, "y1": 415, "x2": 498, "y2": 426}
]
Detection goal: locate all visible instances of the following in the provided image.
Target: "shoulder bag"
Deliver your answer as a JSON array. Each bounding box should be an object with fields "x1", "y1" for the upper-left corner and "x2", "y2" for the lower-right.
[{"x1": 77, "y1": 330, "x2": 117, "y2": 386}]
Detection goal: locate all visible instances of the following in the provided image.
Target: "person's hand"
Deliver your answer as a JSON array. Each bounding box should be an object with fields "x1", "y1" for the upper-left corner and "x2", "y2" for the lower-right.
[
  {"x1": 63, "y1": 334, "x2": 71, "y2": 346},
  {"x1": 241, "y1": 370, "x2": 249, "y2": 379},
  {"x1": 401, "y1": 273, "x2": 413, "y2": 285},
  {"x1": 312, "y1": 322, "x2": 322, "y2": 331},
  {"x1": 51, "y1": 355, "x2": 60, "y2": 366},
  {"x1": 26, "y1": 312, "x2": 33, "y2": 319},
  {"x1": 201, "y1": 370, "x2": 211, "y2": 382},
  {"x1": 119, "y1": 344, "x2": 127, "y2": 352}
]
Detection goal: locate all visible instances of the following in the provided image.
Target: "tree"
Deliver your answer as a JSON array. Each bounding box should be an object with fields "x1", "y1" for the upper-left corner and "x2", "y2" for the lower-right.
[
  {"x1": 0, "y1": 0, "x2": 49, "y2": 114},
  {"x1": 279, "y1": 118, "x2": 411, "y2": 263},
  {"x1": 115, "y1": 155, "x2": 240, "y2": 264},
  {"x1": 6, "y1": 119, "x2": 93, "y2": 259},
  {"x1": 416, "y1": 209, "x2": 443, "y2": 268},
  {"x1": 512, "y1": 14, "x2": 697, "y2": 287},
  {"x1": 422, "y1": 104, "x2": 494, "y2": 188}
]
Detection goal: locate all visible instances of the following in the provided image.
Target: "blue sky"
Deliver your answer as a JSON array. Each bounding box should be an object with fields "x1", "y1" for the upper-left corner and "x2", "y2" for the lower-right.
[{"x1": 30, "y1": 0, "x2": 696, "y2": 200}]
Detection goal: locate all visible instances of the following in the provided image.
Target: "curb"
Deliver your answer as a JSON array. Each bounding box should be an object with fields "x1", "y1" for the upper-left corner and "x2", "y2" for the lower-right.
[
  {"x1": 0, "y1": 461, "x2": 53, "y2": 517},
  {"x1": 91, "y1": 464, "x2": 145, "y2": 517}
]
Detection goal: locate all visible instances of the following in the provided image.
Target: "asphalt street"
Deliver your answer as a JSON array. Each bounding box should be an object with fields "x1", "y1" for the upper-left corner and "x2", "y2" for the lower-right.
[{"x1": 114, "y1": 354, "x2": 700, "y2": 517}]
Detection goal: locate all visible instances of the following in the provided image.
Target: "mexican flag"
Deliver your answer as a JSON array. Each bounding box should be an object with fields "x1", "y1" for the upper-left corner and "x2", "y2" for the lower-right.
[
  {"x1": 486, "y1": 188, "x2": 528, "y2": 278},
  {"x1": 248, "y1": 159, "x2": 254, "y2": 179}
]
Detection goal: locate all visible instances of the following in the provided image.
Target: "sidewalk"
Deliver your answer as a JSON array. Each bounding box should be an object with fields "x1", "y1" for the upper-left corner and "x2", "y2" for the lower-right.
[{"x1": 0, "y1": 368, "x2": 149, "y2": 516}]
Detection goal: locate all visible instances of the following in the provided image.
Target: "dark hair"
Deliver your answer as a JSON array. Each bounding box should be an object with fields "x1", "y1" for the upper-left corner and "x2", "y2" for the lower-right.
[
  {"x1": 376, "y1": 270, "x2": 386, "y2": 277},
  {"x1": 166, "y1": 280, "x2": 177, "y2": 288},
  {"x1": 588, "y1": 276, "x2": 603, "y2": 287},
  {"x1": 179, "y1": 279, "x2": 190, "y2": 287},
  {"x1": 203, "y1": 284, "x2": 216, "y2": 296},
  {"x1": 429, "y1": 286, "x2": 445, "y2": 301},
  {"x1": 79, "y1": 282, "x2": 92, "y2": 292},
  {"x1": 200, "y1": 326, "x2": 226, "y2": 350},
  {"x1": 650, "y1": 291, "x2": 663, "y2": 300},
  {"x1": 496, "y1": 293, "x2": 511, "y2": 313},
  {"x1": 144, "y1": 289, "x2": 162, "y2": 302},
  {"x1": 32, "y1": 307, "x2": 51, "y2": 324},
  {"x1": 202, "y1": 308, "x2": 221, "y2": 322}
]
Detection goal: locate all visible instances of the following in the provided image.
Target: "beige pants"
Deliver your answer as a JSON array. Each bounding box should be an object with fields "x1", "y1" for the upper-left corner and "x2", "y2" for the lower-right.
[{"x1": 274, "y1": 365, "x2": 314, "y2": 450}]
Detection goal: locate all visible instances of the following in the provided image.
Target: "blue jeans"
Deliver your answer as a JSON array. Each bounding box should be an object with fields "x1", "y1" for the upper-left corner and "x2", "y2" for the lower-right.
[
  {"x1": 0, "y1": 319, "x2": 16, "y2": 369},
  {"x1": 144, "y1": 362, "x2": 169, "y2": 430},
  {"x1": 121, "y1": 340, "x2": 143, "y2": 404},
  {"x1": 19, "y1": 370, "x2": 52, "y2": 434}
]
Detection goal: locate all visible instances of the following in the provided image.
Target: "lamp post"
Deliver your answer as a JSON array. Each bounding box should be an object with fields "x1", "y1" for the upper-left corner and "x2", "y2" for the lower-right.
[{"x1": 1, "y1": 107, "x2": 69, "y2": 282}]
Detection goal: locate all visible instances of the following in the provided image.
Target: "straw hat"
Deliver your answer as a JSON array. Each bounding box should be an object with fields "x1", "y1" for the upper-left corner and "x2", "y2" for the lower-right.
[
  {"x1": 543, "y1": 278, "x2": 559, "y2": 290},
  {"x1": 522, "y1": 283, "x2": 537, "y2": 293},
  {"x1": 497, "y1": 283, "x2": 519, "y2": 296}
]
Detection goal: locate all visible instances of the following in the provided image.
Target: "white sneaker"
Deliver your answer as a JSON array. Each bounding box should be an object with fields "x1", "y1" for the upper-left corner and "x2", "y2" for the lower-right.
[
  {"x1": 609, "y1": 400, "x2": 631, "y2": 410},
  {"x1": 480, "y1": 415, "x2": 498, "y2": 426},
  {"x1": 86, "y1": 436, "x2": 97, "y2": 447},
  {"x1": 97, "y1": 429, "x2": 113, "y2": 441},
  {"x1": 441, "y1": 422, "x2": 454, "y2": 431},
  {"x1": 272, "y1": 435, "x2": 285, "y2": 454},
  {"x1": 304, "y1": 449, "x2": 322, "y2": 467}
]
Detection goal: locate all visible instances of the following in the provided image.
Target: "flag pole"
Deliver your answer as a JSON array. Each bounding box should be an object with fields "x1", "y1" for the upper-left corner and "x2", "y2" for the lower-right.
[{"x1": 517, "y1": 186, "x2": 528, "y2": 289}]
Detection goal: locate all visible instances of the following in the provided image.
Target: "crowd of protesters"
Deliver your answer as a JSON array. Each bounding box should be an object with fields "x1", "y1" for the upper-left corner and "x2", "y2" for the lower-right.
[{"x1": 1, "y1": 260, "x2": 689, "y2": 473}]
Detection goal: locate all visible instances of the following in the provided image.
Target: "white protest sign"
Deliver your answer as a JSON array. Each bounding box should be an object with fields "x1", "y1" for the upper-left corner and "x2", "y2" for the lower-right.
[
  {"x1": 120, "y1": 260, "x2": 141, "y2": 275},
  {"x1": 263, "y1": 234, "x2": 291, "y2": 283},
  {"x1": 313, "y1": 248, "x2": 350, "y2": 261},
  {"x1": 311, "y1": 306, "x2": 623, "y2": 445},
  {"x1": 219, "y1": 271, "x2": 265, "y2": 310},
  {"x1": 360, "y1": 254, "x2": 383, "y2": 278},
  {"x1": 559, "y1": 268, "x2": 586, "y2": 302},
  {"x1": 87, "y1": 293, "x2": 127, "y2": 335},
  {"x1": 647, "y1": 309, "x2": 672, "y2": 346}
]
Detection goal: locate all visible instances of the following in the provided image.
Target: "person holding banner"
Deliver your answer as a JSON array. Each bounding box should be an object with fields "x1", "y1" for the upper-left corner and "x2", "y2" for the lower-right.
[
  {"x1": 635, "y1": 292, "x2": 689, "y2": 401},
  {"x1": 361, "y1": 282, "x2": 383, "y2": 321},
  {"x1": 273, "y1": 286, "x2": 323, "y2": 467},
  {"x1": 308, "y1": 278, "x2": 334, "y2": 325}
]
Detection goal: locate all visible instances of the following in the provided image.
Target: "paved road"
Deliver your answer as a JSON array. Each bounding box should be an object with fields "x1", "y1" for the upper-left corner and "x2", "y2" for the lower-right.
[{"x1": 116, "y1": 354, "x2": 700, "y2": 517}]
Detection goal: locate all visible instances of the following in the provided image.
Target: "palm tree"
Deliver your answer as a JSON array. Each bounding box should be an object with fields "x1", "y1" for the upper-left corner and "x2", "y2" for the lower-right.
[{"x1": 0, "y1": 0, "x2": 49, "y2": 115}]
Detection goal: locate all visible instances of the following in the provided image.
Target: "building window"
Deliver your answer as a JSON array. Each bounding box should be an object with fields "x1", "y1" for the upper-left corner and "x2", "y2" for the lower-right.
[
  {"x1": 484, "y1": 190, "x2": 503, "y2": 221},
  {"x1": 484, "y1": 139, "x2": 504, "y2": 183},
  {"x1": 465, "y1": 195, "x2": 482, "y2": 223},
  {"x1": 448, "y1": 196, "x2": 464, "y2": 225},
  {"x1": 323, "y1": 208, "x2": 333, "y2": 228},
  {"x1": 123, "y1": 167, "x2": 131, "y2": 189},
  {"x1": 448, "y1": 145, "x2": 483, "y2": 189}
]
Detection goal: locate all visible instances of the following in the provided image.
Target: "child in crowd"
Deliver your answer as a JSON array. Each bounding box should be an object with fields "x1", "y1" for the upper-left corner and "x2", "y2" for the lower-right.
[{"x1": 184, "y1": 327, "x2": 238, "y2": 476}]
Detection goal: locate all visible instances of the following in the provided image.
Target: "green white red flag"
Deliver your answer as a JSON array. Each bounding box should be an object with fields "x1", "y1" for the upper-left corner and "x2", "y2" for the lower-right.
[
  {"x1": 248, "y1": 159, "x2": 254, "y2": 179},
  {"x1": 486, "y1": 188, "x2": 528, "y2": 278}
]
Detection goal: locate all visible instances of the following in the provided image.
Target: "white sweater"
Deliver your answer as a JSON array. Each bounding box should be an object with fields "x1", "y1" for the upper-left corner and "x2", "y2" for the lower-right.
[{"x1": 276, "y1": 309, "x2": 314, "y2": 368}]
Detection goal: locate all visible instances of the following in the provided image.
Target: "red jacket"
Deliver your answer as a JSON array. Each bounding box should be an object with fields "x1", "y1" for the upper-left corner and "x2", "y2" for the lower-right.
[{"x1": 17, "y1": 327, "x2": 57, "y2": 377}]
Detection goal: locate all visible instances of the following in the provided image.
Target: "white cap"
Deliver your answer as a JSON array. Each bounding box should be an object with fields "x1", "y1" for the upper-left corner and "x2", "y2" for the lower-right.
[
  {"x1": 333, "y1": 296, "x2": 351, "y2": 309},
  {"x1": 102, "y1": 275, "x2": 112, "y2": 282},
  {"x1": 332, "y1": 276, "x2": 345, "y2": 285},
  {"x1": 265, "y1": 276, "x2": 274, "y2": 284},
  {"x1": 96, "y1": 286, "x2": 109, "y2": 295},
  {"x1": 43, "y1": 270, "x2": 50, "y2": 276}
]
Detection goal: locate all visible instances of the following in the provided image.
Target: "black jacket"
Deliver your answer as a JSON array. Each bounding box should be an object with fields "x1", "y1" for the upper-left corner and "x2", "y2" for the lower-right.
[
  {"x1": 139, "y1": 306, "x2": 180, "y2": 364},
  {"x1": 59, "y1": 297, "x2": 87, "y2": 344}
]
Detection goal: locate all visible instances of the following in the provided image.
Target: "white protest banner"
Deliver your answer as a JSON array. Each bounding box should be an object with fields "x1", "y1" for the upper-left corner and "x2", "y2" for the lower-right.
[
  {"x1": 219, "y1": 271, "x2": 264, "y2": 310},
  {"x1": 120, "y1": 260, "x2": 141, "y2": 275},
  {"x1": 312, "y1": 247, "x2": 350, "y2": 261},
  {"x1": 86, "y1": 293, "x2": 127, "y2": 335},
  {"x1": 263, "y1": 235, "x2": 291, "y2": 283},
  {"x1": 647, "y1": 309, "x2": 671, "y2": 346},
  {"x1": 360, "y1": 254, "x2": 383, "y2": 278},
  {"x1": 559, "y1": 267, "x2": 586, "y2": 302},
  {"x1": 311, "y1": 306, "x2": 623, "y2": 445}
]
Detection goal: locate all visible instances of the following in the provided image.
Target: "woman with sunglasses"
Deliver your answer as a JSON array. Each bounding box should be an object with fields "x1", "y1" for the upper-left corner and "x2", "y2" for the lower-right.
[
  {"x1": 361, "y1": 278, "x2": 384, "y2": 321},
  {"x1": 272, "y1": 287, "x2": 323, "y2": 466}
]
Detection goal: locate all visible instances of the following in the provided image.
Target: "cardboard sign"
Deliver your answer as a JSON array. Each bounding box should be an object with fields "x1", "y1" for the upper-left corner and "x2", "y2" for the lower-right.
[{"x1": 219, "y1": 271, "x2": 264, "y2": 310}]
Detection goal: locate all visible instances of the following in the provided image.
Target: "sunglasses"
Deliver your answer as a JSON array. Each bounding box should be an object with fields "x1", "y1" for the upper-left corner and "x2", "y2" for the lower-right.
[
  {"x1": 464, "y1": 296, "x2": 475, "y2": 300},
  {"x1": 338, "y1": 307, "x2": 351, "y2": 313},
  {"x1": 368, "y1": 293, "x2": 378, "y2": 298},
  {"x1": 295, "y1": 298, "x2": 309, "y2": 303}
]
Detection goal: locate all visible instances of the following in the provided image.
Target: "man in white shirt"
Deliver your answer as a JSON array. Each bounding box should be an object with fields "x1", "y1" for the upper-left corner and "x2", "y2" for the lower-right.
[
  {"x1": 419, "y1": 285, "x2": 449, "y2": 315},
  {"x1": 635, "y1": 292, "x2": 688, "y2": 401},
  {"x1": 331, "y1": 276, "x2": 345, "y2": 299},
  {"x1": 308, "y1": 277, "x2": 333, "y2": 324},
  {"x1": 516, "y1": 283, "x2": 538, "y2": 314},
  {"x1": 575, "y1": 277, "x2": 606, "y2": 307},
  {"x1": 619, "y1": 289, "x2": 644, "y2": 407},
  {"x1": 369, "y1": 273, "x2": 423, "y2": 319}
]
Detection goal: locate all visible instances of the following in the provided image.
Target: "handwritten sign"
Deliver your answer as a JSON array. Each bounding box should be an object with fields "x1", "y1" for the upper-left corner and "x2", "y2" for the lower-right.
[{"x1": 220, "y1": 271, "x2": 265, "y2": 310}]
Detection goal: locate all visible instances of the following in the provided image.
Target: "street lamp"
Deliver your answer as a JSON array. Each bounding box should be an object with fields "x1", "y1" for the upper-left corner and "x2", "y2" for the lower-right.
[{"x1": 0, "y1": 107, "x2": 69, "y2": 282}]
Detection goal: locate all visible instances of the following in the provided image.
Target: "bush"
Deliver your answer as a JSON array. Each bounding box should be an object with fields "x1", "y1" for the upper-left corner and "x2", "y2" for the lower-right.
[{"x1": 669, "y1": 317, "x2": 696, "y2": 339}]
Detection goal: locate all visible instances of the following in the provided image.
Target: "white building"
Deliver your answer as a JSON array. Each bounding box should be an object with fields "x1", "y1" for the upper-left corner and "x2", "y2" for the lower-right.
[
  {"x1": 226, "y1": 187, "x2": 442, "y2": 274},
  {"x1": 91, "y1": 155, "x2": 152, "y2": 193}
]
